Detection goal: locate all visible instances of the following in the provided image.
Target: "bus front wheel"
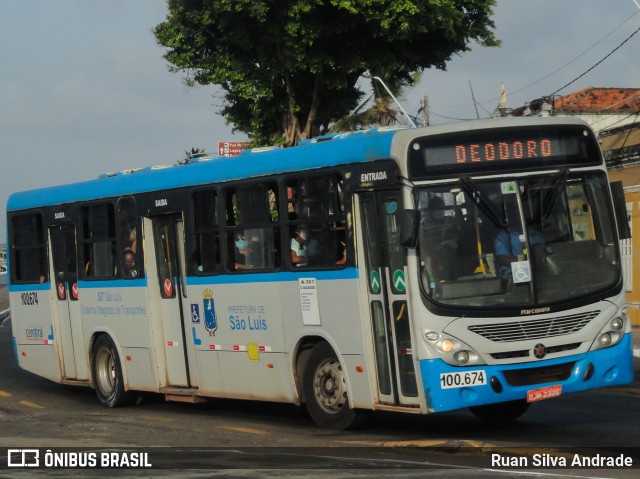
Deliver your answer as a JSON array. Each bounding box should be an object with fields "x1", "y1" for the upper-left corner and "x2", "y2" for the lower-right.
[
  {"x1": 302, "y1": 342, "x2": 365, "y2": 430},
  {"x1": 469, "y1": 399, "x2": 530, "y2": 422},
  {"x1": 92, "y1": 334, "x2": 133, "y2": 407}
]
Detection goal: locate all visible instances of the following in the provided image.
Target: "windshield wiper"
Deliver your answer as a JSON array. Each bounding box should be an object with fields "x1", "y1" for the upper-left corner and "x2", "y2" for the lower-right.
[
  {"x1": 460, "y1": 178, "x2": 505, "y2": 228},
  {"x1": 542, "y1": 169, "x2": 569, "y2": 221}
]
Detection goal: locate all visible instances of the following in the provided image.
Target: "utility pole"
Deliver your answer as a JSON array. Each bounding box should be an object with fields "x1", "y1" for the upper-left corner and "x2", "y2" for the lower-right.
[
  {"x1": 423, "y1": 95, "x2": 430, "y2": 126},
  {"x1": 469, "y1": 80, "x2": 480, "y2": 120}
]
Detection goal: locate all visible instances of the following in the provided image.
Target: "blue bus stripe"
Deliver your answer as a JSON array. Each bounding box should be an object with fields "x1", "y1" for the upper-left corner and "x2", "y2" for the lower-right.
[
  {"x1": 8, "y1": 283, "x2": 51, "y2": 292},
  {"x1": 187, "y1": 268, "x2": 359, "y2": 285},
  {"x1": 8, "y1": 269, "x2": 359, "y2": 291}
]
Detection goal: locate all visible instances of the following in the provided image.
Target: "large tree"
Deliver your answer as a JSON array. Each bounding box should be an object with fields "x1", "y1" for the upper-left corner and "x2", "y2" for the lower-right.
[{"x1": 155, "y1": 0, "x2": 499, "y2": 146}]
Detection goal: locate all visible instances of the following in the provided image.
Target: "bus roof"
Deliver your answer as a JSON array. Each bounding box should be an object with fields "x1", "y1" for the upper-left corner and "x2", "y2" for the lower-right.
[
  {"x1": 7, "y1": 116, "x2": 595, "y2": 212},
  {"x1": 7, "y1": 127, "x2": 398, "y2": 212}
]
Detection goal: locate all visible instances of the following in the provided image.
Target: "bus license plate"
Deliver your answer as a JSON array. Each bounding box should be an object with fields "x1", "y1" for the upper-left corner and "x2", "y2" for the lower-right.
[
  {"x1": 526, "y1": 384, "x2": 562, "y2": 403},
  {"x1": 439, "y1": 370, "x2": 487, "y2": 389}
]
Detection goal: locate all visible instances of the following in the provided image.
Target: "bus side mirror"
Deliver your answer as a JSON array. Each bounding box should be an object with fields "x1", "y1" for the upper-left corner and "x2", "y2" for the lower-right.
[
  {"x1": 400, "y1": 209, "x2": 420, "y2": 248},
  {"x1": 610, "y1": 181, "x2": 631, "y2": 240}
]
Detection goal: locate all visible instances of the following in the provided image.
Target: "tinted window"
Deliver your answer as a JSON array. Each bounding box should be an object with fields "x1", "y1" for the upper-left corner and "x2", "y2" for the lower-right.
[{"x1": 10, "y1": 213, "x2": 47, "y2": 283}]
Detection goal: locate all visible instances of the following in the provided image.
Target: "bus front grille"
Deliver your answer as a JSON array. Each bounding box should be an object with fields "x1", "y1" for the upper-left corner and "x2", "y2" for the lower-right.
[
  {"x1": 469, "y1": 311, "x2": 600, "y2": 343},
  {"x1": 490, "y1": 342, "x2": 581, "y2": 360},
  {"x1": 502, "y1": 362, "x2": 576, "y2": 386}
]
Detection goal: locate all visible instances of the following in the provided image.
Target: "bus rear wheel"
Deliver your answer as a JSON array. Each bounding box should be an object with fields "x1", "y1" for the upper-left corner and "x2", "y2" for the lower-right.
[
  {"x1": 302, "y1": 342, "x2": 365, "y2": 430},
  {"x1": 469, "y1": 399, "x2": 530, "y2": 422},
  {"x1": 92, "y1": 334, "x2": 133, "y2": 407}
]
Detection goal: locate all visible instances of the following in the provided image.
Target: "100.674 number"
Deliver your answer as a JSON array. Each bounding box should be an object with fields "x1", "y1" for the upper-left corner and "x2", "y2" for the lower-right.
[{"x1": 439, "y1": 370, "x2": 487, "y2": 389}]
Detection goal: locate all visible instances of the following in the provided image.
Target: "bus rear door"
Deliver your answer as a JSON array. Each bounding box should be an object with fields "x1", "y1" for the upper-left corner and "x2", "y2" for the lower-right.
[
  {"x1": 358, "y1": 190, "x2": 419, "y2": 407},
  {"x1": 143, "y1": 215, "x2": 199, "y2": 389},
  {"x1": 48, "y1": 225, "x2": 88, "y2": 380}
]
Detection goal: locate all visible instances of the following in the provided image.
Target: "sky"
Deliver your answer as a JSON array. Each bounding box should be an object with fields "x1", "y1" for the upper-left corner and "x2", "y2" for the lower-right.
[{"x1": 1, "y1": 0, "x2": 640, "y2": 242}]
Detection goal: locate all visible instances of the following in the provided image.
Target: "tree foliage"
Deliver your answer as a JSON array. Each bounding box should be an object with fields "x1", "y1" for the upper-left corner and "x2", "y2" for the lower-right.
[{"x1": 155, "y1": 0, "x2": 499, "y2": 146}]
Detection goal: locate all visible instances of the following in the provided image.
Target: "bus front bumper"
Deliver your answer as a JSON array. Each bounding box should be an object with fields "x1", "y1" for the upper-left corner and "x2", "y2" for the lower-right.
[{"x1": 420, "y1": 333, "x2": 634, "y2": 413}]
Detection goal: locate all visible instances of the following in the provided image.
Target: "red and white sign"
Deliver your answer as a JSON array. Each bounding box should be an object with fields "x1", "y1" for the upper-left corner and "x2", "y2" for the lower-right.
[
  {"x1": 71, "y1": 283, "x2": 79, "y2": 300},
  {"x1": 163, "y1": 279, "x2": 173, "y2": 297},
  {"x1": 218, "y1": 141, "x2": 250, "y2": 158},
  {"x1": 57, "y1": 282, "x2": 66, "y2": 300}
]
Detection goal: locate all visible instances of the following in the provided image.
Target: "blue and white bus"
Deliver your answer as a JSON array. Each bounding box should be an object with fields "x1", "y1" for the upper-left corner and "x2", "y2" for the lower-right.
[{"x1": 6, "y1": 117, "x2": 633, "y2": 429}]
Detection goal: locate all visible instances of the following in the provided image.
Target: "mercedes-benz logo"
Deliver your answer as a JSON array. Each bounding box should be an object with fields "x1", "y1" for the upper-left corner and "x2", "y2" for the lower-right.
[{"x1": 533, "y1": 343, "x2": 546, "y2": 359}]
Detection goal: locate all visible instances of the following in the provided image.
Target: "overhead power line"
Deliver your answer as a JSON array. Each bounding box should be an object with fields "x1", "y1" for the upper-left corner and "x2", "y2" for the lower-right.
[
  {"x1": 550, "y1": 23, "x2": 640, "y2": 96},
  {"x1": 428, "y1": 10, "x2": 640, "y2": 109},
  {"x1": 505, "y1": 10, "x2": 640, "y2": 101},
  {"x1": 427, "y1": 110, "x2": 475, "y2": 122}
]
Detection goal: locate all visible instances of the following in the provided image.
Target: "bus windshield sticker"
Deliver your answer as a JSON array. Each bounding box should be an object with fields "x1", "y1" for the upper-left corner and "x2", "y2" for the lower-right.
[
  {"x1": 501, "y1": 181, "x2": 517, "y2": 194},
  {"x1": 512, "y1": 261, "x2": 532, "y2": 283}
]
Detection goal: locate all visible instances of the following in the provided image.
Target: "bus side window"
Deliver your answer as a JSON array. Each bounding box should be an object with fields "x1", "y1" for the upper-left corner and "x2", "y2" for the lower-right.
[
  {"x1": 286, "y1": 174, "x2": 347, "y2": 268},
  {"x1": 224, "y1": 182, "x2": 279, "y2": 271},
  {"x1": 81, "y1": 203, "x2": 116, "y2": 279},
  {"x1": 10, "y1": 213, "x2": 48, "y2": 283},
  {"x1": 192, "y1": 189, "x2": 220, "y2": 274},
  {"x1": 117, "y1": 196, "x2": 142, "y2": 279}
]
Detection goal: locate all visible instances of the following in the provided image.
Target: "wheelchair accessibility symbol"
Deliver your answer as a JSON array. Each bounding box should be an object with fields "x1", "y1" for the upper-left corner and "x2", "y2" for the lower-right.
[
  {"x1": 191, "y1": 304, "x2": 200, "y2": 323},
  {"x1": 512, "y1": 261, "x2": 531, "y2": 284}
]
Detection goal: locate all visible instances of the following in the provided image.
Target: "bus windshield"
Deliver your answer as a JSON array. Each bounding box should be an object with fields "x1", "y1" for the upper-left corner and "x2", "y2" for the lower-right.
[{"x1": 417, "y1": 171, "x2": 620, "y2": 309}]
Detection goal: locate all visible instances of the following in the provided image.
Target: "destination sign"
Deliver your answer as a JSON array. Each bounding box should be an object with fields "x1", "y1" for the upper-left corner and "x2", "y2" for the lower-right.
[
  {"x1": 408, "y1": 124, "x2": 601, "y2": 179},
  {"x1": 423, "y1": 136, "x2": 574, "y2": 165}
]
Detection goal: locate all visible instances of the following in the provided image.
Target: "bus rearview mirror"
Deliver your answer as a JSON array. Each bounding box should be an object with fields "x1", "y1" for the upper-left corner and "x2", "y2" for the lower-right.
[
  {"x1": 400, "y1": 209, "x2": 420, "y2": 248},
  {"x1": 610, "y1": 181, "x2": 630, "y2": 240}
]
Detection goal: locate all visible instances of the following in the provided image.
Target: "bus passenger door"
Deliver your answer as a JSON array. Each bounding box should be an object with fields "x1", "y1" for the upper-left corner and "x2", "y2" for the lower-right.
[
  {"x1": 49, "y1": 225, "x2": 88, "y2": 380},
  {"x1": 358, "y1": 191, "x2": 419, "y2": 407},
  {"x1": 144, "y1": 215, "x2": 198, "y2": 388}
]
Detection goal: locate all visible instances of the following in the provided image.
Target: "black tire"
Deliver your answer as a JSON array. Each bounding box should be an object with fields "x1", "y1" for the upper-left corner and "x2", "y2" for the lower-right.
[
  {"x1": 469, "y1": 399, "x2": 530, "y2": 422},
  {"x1": 302, "y1": 342, "x2": 365, "y2": 430},
  {"x1": 92, "y1": 334, "x2": 134, "y2": 407}
]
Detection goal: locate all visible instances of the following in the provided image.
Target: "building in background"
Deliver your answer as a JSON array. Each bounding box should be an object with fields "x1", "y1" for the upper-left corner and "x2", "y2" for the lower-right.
[{"x1": 514, "y1": 87, "x2": 640, "y2": 324}]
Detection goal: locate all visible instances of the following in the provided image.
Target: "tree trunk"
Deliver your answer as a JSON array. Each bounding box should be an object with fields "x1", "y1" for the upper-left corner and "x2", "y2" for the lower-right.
[
  {"x1": 301, "y1": 72, "x2": 323, "y2": 140},
  {"x1": 283, "y1": 72, "x2": 303, "y2": 146}
]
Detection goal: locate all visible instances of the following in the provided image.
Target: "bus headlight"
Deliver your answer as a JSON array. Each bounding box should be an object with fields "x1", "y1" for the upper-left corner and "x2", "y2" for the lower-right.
[
  {"x1": 598, "y1": 333, "x2": 612, "y2": 346},
  {"x1": 611, "y1": 317, "x2": 623, "y2": 331},
  {"x1": 454, "y1": 350, "x2": 470, "y2": 364},
  {"x1": 590, "y1": 311, "x2": 626, "y2": 351},
  {"x1": 440, "y1": 339, "x2": 454, "y2": 353},
  {"x1": 425, "y1": 332, "x2": 485, "y2": 366}
]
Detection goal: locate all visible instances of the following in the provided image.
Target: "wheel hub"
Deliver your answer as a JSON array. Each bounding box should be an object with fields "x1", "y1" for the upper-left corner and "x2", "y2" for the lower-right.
[{"x1": 314, "y1": 360, "x2": 347, "y2": 413}]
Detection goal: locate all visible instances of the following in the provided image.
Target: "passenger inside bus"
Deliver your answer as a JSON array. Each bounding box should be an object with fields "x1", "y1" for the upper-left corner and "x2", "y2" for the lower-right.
[
  {"x1": 290, "y1": 226, "x2": 310, "y2": 266},
  {"x1": 421, "y1": 196, "x2": 475, "y2": 281},
  {"x1": 494, "y1": 201, "x2": 543, "y2": 277},
  {"x1": 122, "y1": 248, "x2": 138, "y2": 278},
  {"x1": 128, "y1": 227, "x2": 137, "y2": 254},
  {"x1": 234, "y1": 233, "x2": 250, "y2": 270}
]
